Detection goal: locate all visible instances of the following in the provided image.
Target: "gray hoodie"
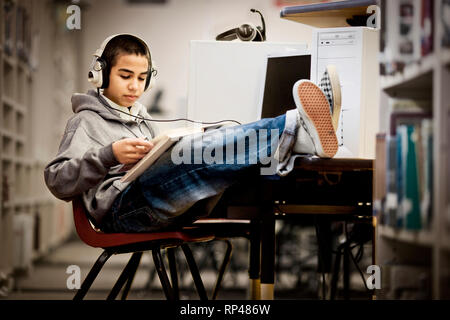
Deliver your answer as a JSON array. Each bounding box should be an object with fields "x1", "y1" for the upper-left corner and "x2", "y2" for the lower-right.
[{"x1": 44, "y1": 90, "x2": 158, "y2": 225}]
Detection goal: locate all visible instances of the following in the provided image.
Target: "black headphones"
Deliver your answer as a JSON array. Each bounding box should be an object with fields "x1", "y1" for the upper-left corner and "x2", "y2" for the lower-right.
[
  {"x1": 216, "y1": 9, "x2": 266, "y2": 42},
  {"x1": 88, "y1": 33, "x2": 157, "y2": 91}
]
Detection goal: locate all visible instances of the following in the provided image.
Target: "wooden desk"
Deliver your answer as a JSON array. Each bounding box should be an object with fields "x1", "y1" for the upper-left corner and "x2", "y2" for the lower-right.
[{"x1": 213, "y1": 157, "x2": 374, "y2": 299}]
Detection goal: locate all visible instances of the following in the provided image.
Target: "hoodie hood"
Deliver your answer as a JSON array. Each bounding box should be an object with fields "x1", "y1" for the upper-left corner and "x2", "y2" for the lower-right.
[{"x1": 71, "y1": 90, "x2": 148, "y2": 124}]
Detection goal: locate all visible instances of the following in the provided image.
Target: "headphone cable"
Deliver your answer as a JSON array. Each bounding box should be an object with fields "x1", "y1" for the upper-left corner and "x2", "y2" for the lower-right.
[{"x1": 97, "y1": 90, "x2": 242, "y2": 126}]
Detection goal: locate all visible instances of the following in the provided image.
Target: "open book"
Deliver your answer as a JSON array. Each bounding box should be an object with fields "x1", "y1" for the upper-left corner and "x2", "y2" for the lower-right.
[
  {"x1": 120, "y1": 126, "x2": 204, "y2": 183},
  {"x1": 120, "y1": 122, "x2": 235, "y2": 183}
]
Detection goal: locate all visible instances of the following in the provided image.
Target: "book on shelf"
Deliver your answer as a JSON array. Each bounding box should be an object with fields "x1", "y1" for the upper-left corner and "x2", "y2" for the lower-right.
[
  {"x1": 382, "y1": 111, "x2": 433, "y2": 230},
  {"x1": 396, "y1": 130, "x2": 405, "y2": 227},
  {"x1": 14, "y1": 5, "x2": 31, "y2": 63},
  {"x1": 420, "y1": 119, "x2": 433, "y2": 229},
  {"x1": 385, "y1": 135, "x2": 398, "y2": 227},
  {"x1": 389, "y1": 109, "x2": 431, "y2": 136},
  {"x1": 397, "y1": 0, "x2": 421, "y2": 64},
  {"x1": 24, "y1": 10, "x2": 32, "y2": 64},
  {"x1": 20, "y1": 8, "x2": 31, "y2": 63},
  {"x1": 381, "y1": 0, "x2": 434, "y2": 74},
  {"x1": 120, "y1": 123, "x2": 233, "y2": 183},
  {"x1": 374, "y1": 133, "x2": 387, "y2": 222},
  {"x1": 420, "y1": 0, "x2": 434, "y2": 56},
  {"x1": 399, "y1": 124, "x2": 421, "y2": 230},
  {"x1": 442, "y1": 0, "x2": 450, "y2": 48},
  {"x1": 15, "y1": 5, "x2": 25, "y2": 60},
  {"x1": 3, "y1": 0, "x2": 14, "y2": 55}
]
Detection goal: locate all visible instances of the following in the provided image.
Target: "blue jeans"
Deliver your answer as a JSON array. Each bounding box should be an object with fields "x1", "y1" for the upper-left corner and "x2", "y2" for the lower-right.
[{"x1": 101, "y1": 115, "x2": 286, "y2": 233}]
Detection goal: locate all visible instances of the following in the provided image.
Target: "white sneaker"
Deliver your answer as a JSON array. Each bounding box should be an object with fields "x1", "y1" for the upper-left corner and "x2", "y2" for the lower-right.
[
  {"x1": 292, "y1": 80, "x2": 338, "y2": 158},
  {"x1": 318, "y1": 65, "x2": 341, "y2": 133}
]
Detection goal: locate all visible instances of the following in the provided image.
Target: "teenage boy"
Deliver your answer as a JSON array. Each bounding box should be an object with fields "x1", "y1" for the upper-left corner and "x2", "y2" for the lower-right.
[{"x1": 44, "y1": 34, "x2": 341, "y2": 233}]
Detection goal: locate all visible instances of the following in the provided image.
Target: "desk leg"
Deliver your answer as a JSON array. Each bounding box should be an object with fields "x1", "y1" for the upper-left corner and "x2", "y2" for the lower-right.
[
  {"x1": 260, "y1": 206, "x2": 275, "y2": 300},
  {"x1": 248, "y1": 220, "x2": 261, "y2": 300},
  {"x1": 343, "y1": 244, "x2": 350, "y2": 300}
]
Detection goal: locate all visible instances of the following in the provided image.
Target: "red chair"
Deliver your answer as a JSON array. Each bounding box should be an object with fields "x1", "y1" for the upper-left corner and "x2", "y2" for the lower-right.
[{"x1": 72, "y1": 198, "x2": 214, "y2": 300}]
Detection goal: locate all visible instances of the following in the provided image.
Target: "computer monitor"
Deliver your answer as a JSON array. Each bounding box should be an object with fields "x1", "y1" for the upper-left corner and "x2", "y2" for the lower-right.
[
  {"x1": 187, "y1": 41, "x2": 309, "y2": 125},
  {"x1": 258, "y1": 54, "x2": 311, "y2": 119}
]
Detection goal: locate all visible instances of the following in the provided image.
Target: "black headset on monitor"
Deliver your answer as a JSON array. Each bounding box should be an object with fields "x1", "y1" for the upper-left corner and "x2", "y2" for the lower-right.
[
  {"x1": 88, "y1": 33, "x2": 157, "y2": 91},
  {"x1": 216, "y1": 9, "x2": 266, "y2": 42}
]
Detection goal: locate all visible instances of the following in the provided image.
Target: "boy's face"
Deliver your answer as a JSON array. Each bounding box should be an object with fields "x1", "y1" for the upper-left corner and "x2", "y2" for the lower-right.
[{"x1": 103, "y1": 53, "x2": 149, "y2": 107}]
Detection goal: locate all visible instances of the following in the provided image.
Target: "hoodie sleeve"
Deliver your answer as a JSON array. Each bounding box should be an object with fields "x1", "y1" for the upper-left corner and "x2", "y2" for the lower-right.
[{"x1": 44, "y1": 123, "x2": 120, "y2": 201}]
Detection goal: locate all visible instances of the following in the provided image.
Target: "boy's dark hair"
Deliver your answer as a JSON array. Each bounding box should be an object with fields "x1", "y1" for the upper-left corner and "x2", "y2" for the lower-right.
[{"x1": 102, "y1": 34, "x2": 150, "y2": 70}]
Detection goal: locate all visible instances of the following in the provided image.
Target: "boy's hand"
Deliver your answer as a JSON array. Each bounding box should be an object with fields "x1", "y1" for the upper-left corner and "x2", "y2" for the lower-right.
[{"x1": 112, "y1": 138, "x2": 154, "y2": 164}]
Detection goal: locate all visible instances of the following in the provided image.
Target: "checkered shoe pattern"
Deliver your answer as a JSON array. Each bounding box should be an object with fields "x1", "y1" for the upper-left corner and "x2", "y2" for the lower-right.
[{"x1": 319, "y1": 70, "x2": 334, "y2": 115}]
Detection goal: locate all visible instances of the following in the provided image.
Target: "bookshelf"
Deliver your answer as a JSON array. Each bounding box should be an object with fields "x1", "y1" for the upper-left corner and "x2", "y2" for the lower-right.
[
  {"x1": 1, "y1": 0, "x2": 35, "y2": 281},
  {"x1": 375, "y1": 0, "x2": 450, "y2": 299},
  {"x1": 1, "y1": 0, "x2": 75, "y2": 293},
  {"x1": 380, "y1": 54, "x2": 434, "y2": 98}
]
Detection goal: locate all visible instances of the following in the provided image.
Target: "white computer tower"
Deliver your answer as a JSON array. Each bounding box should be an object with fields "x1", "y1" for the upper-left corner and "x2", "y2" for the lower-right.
[{"x1": 311, "y1": 27, "x2": 380, "y2": 159}]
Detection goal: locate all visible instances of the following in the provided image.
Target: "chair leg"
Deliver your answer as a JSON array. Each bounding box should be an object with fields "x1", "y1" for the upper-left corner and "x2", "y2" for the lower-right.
[
  {"x1": 152, "y1": 248, "x2": 175, "y2": 301},
  {"x1": 120, "y1": 252, "x2": 143, "y2": 300},
  {"x1": 145, "y1": 251, "x2": 158, "y2": 290},
  {"x1": 212, "y1": 240, "x2": 233, "y2": 300},
  {"x1": 181, "y1": 244, "x2": 208, "y2": 300},
  {"x1": 107, "y1": 252, "x2": 143, "y2": 300},
  {"x1": 74, "y1": 250, "x2": 112, "y2": 300},
  {"x1": 167, "y1": 248, "x2": 179, "y2": 300}
]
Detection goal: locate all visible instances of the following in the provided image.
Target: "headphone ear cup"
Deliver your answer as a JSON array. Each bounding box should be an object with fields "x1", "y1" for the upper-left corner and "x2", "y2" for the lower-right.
[
  {"x1": 237, "y1": 23, "x2": 256, "y2": 41},
  {"x1": 88, "y1": 69, "x2": 102, "y2": 88},
  {"x1": 88, "y1": 58, "x2": 107, "y2": 88}
]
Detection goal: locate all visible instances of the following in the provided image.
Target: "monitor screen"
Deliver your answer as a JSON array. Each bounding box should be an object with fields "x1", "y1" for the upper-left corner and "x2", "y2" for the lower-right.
[{"x1": 260, "y1": 54, "x2": 311, "y2": 119}]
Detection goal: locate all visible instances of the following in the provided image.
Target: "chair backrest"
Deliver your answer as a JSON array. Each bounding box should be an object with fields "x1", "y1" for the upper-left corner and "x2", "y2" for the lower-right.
[
  {"x1": 72, "y1": 198, "x2": 214, "y2": 249},
  {"x1": 72, "y1": 198, "x2": 107, "y2": 248}
]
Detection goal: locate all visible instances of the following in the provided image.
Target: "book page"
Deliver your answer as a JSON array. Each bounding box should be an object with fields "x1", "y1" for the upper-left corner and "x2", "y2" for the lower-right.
[
  {"x1": 120, "y1": 135, "x2": 173, "y2": 183},
  {"x1": 119, "y1": 126, "x2": 206, "y2": 183}
]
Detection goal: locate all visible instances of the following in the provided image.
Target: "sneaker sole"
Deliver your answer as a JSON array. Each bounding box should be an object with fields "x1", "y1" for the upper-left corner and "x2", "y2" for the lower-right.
[
  {"x1": 326, "y1": 65, "x2": 342, "y2": 132},
  {"x1": 293, "y1": 80, "x2": 338, "y2": 158}
]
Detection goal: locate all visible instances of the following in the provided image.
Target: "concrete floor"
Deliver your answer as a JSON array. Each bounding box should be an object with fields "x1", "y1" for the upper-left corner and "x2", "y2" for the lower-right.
[
  {"x1": 1, "y1": 233, "x2": 370, "y2": 301},
  {"x1": 2, "y1": 236, "x2": 254, "y2": 300}
]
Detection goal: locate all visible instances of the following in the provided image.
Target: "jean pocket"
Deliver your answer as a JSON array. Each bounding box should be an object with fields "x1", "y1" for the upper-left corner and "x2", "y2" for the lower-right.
[{"x1": 117, "y1": 206, "x2": 170, "y2": 233}]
